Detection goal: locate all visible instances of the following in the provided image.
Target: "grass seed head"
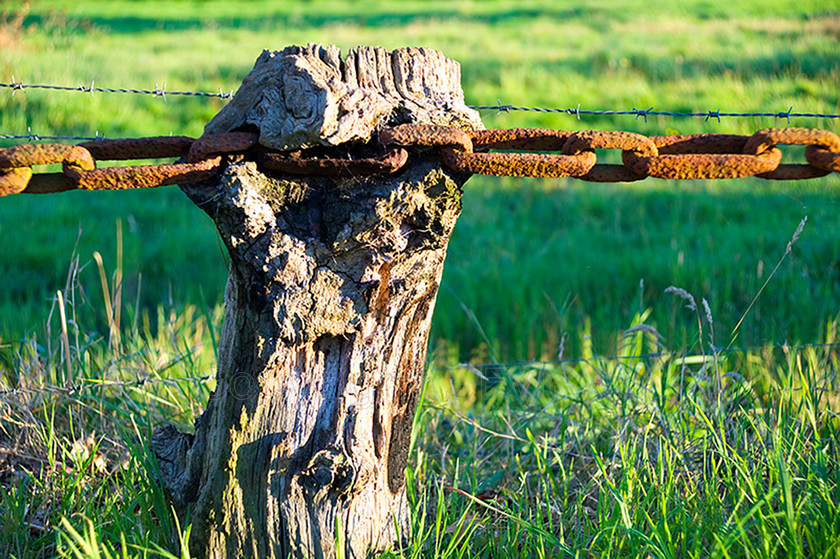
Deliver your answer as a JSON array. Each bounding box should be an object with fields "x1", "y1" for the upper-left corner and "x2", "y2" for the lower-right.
[
  {"x1": 665, "y1": 286, "x2": 697, "y2": 312},
  {"x1": 702, "y1": 298, "x2": 713, "y2": 327},
  {"x1": 786, "y1": 216, "x2": 808, "y2": 254}
]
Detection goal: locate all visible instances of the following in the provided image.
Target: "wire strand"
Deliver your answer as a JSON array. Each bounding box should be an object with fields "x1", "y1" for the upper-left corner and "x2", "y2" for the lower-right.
[
  {"x1": 2, "y1": 81, "x2": 838, "y2": 120},
  {"x1": 0, "y1": 80, "x2": 234, "y2": 99},
  {"x1": 0, "y1": 132, "x2": 109, "y2": 142},
  {"x1": 468, "y1": 102, "x2": 840, "y2": 122}
]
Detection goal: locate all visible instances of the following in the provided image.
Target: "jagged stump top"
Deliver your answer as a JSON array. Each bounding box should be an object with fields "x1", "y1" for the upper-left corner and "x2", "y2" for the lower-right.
[{"x1": 203, "y1": 44, "x2": 483, "y2": 151}]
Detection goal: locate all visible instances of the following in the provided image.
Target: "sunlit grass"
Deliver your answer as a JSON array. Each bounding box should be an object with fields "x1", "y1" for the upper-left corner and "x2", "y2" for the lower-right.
[
  {"x1": 416, "y1": 313, "x2": 840, "y2": 558},
  {"x1": 3, "y1": 269, "x2": 839, "y2": 557},
  {"x1": 2, "y1": 1, "x2": 839, "y2": 358},
  {"x1": 1, "y1": 0, "x2": 839, "y2": 557}
]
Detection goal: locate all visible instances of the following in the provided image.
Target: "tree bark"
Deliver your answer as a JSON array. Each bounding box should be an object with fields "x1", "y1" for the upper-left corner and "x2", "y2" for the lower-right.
[{"x1": 151, "y1": 45, "x2": 480, "y2": 559}]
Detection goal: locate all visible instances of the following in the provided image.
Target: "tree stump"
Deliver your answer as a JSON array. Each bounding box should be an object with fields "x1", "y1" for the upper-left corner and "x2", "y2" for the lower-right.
[{"x1": 151, "y1": 44, "x2": 481, "y2": 559}]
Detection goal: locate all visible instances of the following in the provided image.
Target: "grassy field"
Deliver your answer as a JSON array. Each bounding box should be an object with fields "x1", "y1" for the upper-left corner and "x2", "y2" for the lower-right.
[{"x1": 1, "y1": 0, "x2": 839, "y2": 557}]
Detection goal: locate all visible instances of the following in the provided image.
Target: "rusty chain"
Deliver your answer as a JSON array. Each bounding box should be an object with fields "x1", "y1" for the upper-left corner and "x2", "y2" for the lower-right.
[
  {"x1": 379, "y1": 125, "x2": 840, "y2": 182},
  {"x1": 1, "y1": 125, "x2": 839, "y2": 195}
]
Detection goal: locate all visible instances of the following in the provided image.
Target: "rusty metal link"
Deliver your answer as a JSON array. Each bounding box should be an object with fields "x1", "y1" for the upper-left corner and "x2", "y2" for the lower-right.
[
  {"x1": 383, "y1": 125, "x2": 840, "y2": 183},
  {"x1": 0, "y1": 167, "x2": 33, "y2": 195},
  {"x1": 0, "y1": 143, "x2": 95, "y2": 170},
  {"x1": 744, "y1": 127, "x2": 840, "y2": 155},
  {"x1": 624, "y1": 133, "x2": 783, "y2": 179},
  {"x1": 743, "y1": 128, "x2": 840, "y2": 180},
  {"x1": 0, "y1": 133, "x2": 251, "y2": 194},
  {"x1": 630, "y1": 148, "x2": 783, "y2": 179},
  {"x1": 64, "y1": 157, "x2": 223, "y2": 190},
  {"x1": 188, "y1": 132, "x2": 260, "y2": 162},
  {"x1": 653, "y1": 134, "x2": 749, "y2": 154},
  {"x1": 0, "y1": 143, "x2": 96, "y2": 194},
  {"x1": 471, "y1": 128, "x2": 571, "y2": 151},
  {"x1": 561, "y1": 130, "x2": 654, "y2": 182},
  {"x1": 257, "y1": 148, "x2": 408, "y2": 176},
  {"x1": 442, "y1": 149, "x2": 597, "y2": 177},
  {"x1": 381, "y1": 126, "x2": 601, "y2": 178},
  {"x1": 80, "y1": 136, "x2": 194, "y2": 161},
  {"x1": 445, "y1": 128, "x2": 596, "y2": 177},
  {"x1": 807, "y1": 145, "x2": 840, "y2": 173},
  {"x1": 1, "y1": 125, "x2": 839, "y2": 195},
  {"x1": 563, "y1": 130, "x2": 658, "y2": 156},
  {"x1": 379, "y1": 124, "x2": 472, "y2": 152}
]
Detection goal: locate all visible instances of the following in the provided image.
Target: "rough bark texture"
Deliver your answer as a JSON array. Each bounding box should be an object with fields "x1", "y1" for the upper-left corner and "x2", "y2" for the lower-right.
[
  {"x1": 151, "y1": 45, "x2": 479, "y2": 559},
  {"x1": 203, "y1": 44, "x2": 481, "y2": 150}
]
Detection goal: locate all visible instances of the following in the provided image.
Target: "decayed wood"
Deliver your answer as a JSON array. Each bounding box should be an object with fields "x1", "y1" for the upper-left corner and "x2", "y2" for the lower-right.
[
  {"x1": 203, "y1": 43, "x2": 481, "y2": 151},
  {"x1": 152, "y1": 45, "x2": 480, "y2": 559}
]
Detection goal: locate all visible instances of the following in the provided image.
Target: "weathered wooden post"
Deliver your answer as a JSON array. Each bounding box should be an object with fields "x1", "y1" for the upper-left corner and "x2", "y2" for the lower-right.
[{"x1": 151, "y1": 44, "x2": 481, "y2": 558}]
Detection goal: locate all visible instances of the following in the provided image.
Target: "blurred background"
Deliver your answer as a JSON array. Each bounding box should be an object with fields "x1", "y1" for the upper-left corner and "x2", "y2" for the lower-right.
[{"x1": 1, "y1": 0, "x2": 838, "y2": 364}]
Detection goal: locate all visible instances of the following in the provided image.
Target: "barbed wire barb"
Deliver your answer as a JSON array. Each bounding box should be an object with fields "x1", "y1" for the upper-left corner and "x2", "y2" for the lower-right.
[
  {"x1": 3, "y1": 80, "x2": 839, "y2": 119},
  {"x1": 634, "y1": 107, "x2": 653, "y2": 122},
  {"x1": 0, "y1": 80, "x2": 234, "y2": 100},
  {"x1": 0, "y1": 131, "x2": 109, "y2": 142},
  {"x1": 467, "y1": 102, "x2": 840, "y2": 120}
]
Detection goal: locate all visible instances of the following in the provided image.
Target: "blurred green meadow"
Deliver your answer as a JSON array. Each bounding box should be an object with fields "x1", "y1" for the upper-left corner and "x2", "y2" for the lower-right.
[
  {"x1": 1, "y1": 0, "x2": 839, "y2": 360},
  {"x1": 1, "y1": 1, "x2": 840, "y2": 557}
]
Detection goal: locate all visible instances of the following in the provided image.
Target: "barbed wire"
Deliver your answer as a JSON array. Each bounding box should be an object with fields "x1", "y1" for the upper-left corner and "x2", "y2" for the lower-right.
[
  {"x1": 1, "y1": 129, "x2": 110, "y2": 142},
  {"x1": 0, "y1": 79, "x2": 234, "y2": 100},
  {"x1": 2, "y1": 80, "x2": 839, "y2": 121},
  {"x1": 0, "y1": 373, "x2": 213, "y2": 398},
  {"x1": 470, "y1": 100, "x2": 840, "y2": 122}
]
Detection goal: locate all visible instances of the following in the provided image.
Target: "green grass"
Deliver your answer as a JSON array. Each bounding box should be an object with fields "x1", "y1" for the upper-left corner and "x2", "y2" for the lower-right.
[
  {"x1": 1, "y1": 0, "x2": 839, "y2": 358},
  {"x1": 4, "y1": 289, "x2": 840, "y2": 558},
  {"x1": 414, "y1": 336, "x2": 840, "y2": 558},
  {"x1": 1, "y1": 0, "x2": 839, "y2": 557}
]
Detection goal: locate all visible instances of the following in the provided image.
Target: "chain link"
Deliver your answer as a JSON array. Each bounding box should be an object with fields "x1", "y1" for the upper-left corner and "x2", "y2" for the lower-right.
[
  {"x1": 0, "y1": 144, "x2": 95, "y2": 195},
  {"x1": 256, "y1": 148, "x2": 409, "y2": 176},
  {"x1": 64, "y1": 157, "x2": 224, "y2": 190},
  {"x1": 382, "y1": 124, "x2": 840, "y2": 182},
  {"x1": 0, "y1": 125, "x2": 838, "y2": 194},
  {"x1": 626, "y1": 134, "x2": 783, "y2": 180},
  {"x1": 80, "y1": 136, "x2": 194, "y2": 160}
]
